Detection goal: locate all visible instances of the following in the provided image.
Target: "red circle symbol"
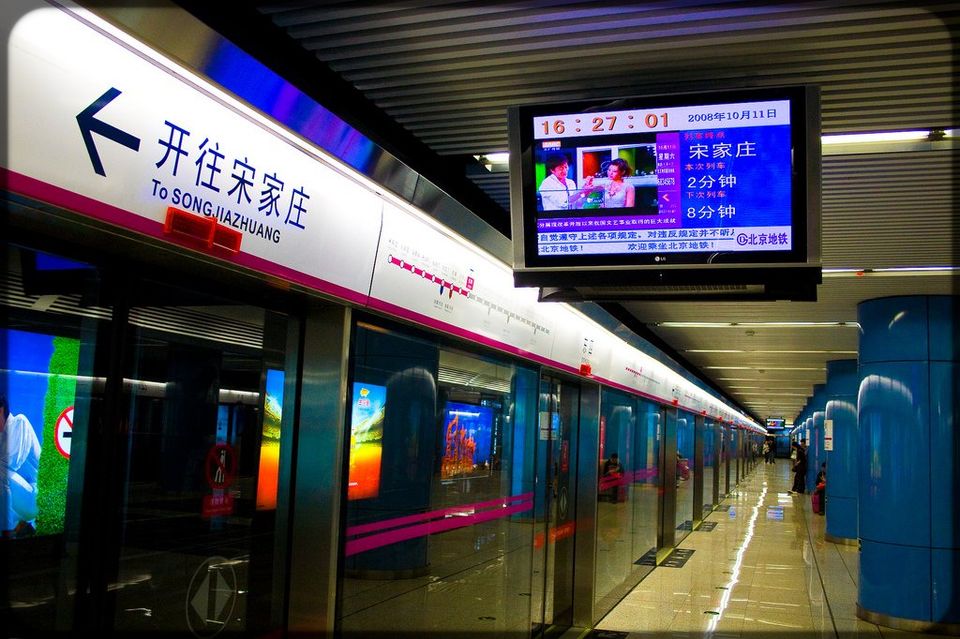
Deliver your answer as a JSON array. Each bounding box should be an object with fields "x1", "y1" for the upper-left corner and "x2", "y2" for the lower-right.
[
  {"x1": 204, "y1": 443, "x2": 237, "y2": 490},
  {"x1": 55, "y1": 406, "x2": 74, "y2": 459}
]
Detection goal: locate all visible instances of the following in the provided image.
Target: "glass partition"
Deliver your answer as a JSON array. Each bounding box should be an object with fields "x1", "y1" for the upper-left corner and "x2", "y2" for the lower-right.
[
  {"x1": 338, "y1": 322, "x2": 539, "y2": 637},
  {"x1": 2, "y1": 244, "x2": 107, "y2": 634},
  {"x1": 674, "y1": 411, "x2": 695, "y2": 536},
  {"x1": 595, "y1": 390, "x2": 660, "y2": 611},
  {"x1": 703, "y1": 420, "x2": 716, "y2": 510},
  {"x1": 110, "y1": 281, "x2": 299, "y2": 636}
]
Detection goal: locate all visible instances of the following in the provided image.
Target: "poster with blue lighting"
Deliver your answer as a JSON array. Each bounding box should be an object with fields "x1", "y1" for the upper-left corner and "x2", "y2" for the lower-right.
[{"x1": 441, "y1": 402, "x2": 493, "y2": 480}]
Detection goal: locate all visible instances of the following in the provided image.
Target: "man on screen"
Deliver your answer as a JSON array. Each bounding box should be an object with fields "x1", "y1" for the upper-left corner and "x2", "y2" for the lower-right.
[
  {"x1": 538, "y1": 152, "x2": 594, "y2": 211},
  {"x1": 1, "y1": 395, "x2": 41, "y2": 538}
]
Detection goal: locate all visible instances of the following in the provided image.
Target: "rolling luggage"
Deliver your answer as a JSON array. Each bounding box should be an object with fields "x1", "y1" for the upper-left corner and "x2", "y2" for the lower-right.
[{"x1": 811, "y1": 491, "x2": 823, "y2": 515}]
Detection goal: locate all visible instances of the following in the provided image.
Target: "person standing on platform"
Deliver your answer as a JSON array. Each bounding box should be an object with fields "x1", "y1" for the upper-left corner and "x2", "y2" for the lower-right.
[{"x1": 789, "y1": 441, "x2": 807, "y2": 494}]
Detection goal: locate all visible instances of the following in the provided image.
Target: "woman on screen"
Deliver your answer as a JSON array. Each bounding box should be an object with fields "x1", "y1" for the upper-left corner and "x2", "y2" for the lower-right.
[
  {"x1": 538, "y1": 153, "x2": 594, "y2": 211},
  {"x1": 599, "y1": 158, "x2": 635, "y2": 209}
]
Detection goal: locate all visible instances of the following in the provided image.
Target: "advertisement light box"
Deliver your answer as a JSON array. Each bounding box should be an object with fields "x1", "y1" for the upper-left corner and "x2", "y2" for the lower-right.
[{"x1": 507, "y1": 86, "x2": 821, "y2": 300}]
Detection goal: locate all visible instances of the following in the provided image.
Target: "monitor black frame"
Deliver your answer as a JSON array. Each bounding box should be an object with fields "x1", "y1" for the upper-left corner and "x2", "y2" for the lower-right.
[{"x1": 508, "y1": 85, "x2": 821, "y2": 289}]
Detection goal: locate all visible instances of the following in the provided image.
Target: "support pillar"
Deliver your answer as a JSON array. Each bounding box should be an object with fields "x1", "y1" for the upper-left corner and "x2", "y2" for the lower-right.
[
  {"x1": 824, "y1": 359, "x2": 858, "y2": 544},
  {"x1": 857, "y1": 296, "x2": 960, "y2": 633}
]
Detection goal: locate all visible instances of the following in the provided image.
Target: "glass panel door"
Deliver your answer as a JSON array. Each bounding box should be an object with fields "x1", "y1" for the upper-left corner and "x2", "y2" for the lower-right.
[
  {"x1": 2, "y1": 243, "x2": 109, "y2": 635},
  {"x1": 533, "y1": 374, "x2": 579, "y2": 636},
  {"x1": 107, "y1": 280, "x2": 298, "y2": 637},
  {"x1": 675, "y1": 412, "x2": 694, "y2": 537}
]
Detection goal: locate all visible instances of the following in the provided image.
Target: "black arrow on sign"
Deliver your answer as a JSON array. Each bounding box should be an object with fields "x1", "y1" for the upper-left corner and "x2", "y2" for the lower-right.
[{"x1": 76, "y1": 87, "x2": 141, "y2": 177}]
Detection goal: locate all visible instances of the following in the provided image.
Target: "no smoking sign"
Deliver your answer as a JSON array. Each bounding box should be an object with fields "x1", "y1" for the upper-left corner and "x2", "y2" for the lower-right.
[{"x1": 55, "y1": 406, "x2": 74, "y2": 459}]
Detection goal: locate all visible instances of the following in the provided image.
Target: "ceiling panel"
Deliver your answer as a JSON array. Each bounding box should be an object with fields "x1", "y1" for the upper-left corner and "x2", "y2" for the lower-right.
[{"x1": 248, "y1": 0, "x2": 957, "y2": 424}]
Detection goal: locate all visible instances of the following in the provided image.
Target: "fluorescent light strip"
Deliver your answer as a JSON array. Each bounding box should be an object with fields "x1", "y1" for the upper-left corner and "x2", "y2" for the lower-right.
[
  {"x1": 705, "y1": 366, "x2": 825, "y2": 371},
  {"x1": 727, "y1": 386, "x2": 813, "y2": 391},
  {"x1": 685, "y1": 349, "x2": 856, "y2": 354},
  {"x1": 821, "y1": 130, "x2": 932, "y2": 144},
  {"x1": 718, "y1": 377, "x2": 821, "y2": 381},
  {"x1": 658, "y1": 321, "x2": 858, "y2": 328},
  {"x1": 477, "y1": 152, "x2": 509, "y2": 164},
  {"x1": 823, "y1": 266, "x2": 959, "y2": 278},
  {"x1": 738, "y1": 392, "x2": 811, "y2": 397}
]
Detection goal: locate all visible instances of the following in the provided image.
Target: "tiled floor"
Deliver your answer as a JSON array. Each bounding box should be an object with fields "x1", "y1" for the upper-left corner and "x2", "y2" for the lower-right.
[{"x1": 594, "y1": 459, "x2": 942, "y2": 638}]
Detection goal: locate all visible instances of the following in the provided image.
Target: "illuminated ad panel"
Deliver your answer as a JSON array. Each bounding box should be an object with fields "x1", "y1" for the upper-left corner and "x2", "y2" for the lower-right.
[
  {"x1": 347, "y1": 382, "x2": 386, "y2": 500},
  {"x1": 255, "y1": 368, "x2": 284, "y2": 510},
  {"x1": 1, "y1": 328, "x2": 80, "y2": 538},
  {"x1": 530, "y1": 99, "x2": 793, "y2": 257},
  {"x1": 441, "y1": 402, "x2": 494, "y2": 480}
]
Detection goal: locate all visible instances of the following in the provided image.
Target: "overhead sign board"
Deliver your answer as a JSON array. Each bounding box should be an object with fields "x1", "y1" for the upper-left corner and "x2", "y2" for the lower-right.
[{"x1": 6, "y1": 5, "x2": 382, "y2": 302}]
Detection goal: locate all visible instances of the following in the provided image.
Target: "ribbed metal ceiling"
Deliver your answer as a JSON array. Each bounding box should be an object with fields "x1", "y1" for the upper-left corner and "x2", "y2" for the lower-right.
[{"x1": 252, "y1": 0, "x2": 957, "y2": 422}]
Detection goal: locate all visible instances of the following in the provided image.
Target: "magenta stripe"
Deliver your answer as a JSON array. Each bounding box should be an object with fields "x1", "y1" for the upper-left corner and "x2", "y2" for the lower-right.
[
  {"x1": 2, "y1": 169, "x2": 371, "y2": 307},
  {"x1": 346, "y1": 492, "x2": 533, "y2": 537},
  {"x1": 598, "y1": 474, "x2": 626, "y2": 491},
  {"x1": 344, "y1": 499, "x2": 533, "y2": 557}
]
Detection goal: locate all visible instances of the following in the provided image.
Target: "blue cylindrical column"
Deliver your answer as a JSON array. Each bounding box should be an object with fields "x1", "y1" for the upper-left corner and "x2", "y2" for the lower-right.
[
  {"x1": 857, "y1": 296, "x2": 960, "y2": 632},
  {"x1": 824, "y1": 359, "x2": 858, "y2": 543},
  {"x1": 807, "y1": 384, "x2": 826, "y2": 493}
]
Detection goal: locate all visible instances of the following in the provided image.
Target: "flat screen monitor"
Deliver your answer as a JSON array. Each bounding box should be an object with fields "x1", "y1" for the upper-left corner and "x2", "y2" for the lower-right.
[
  {"x1": 766, "y1": 417, "x2": 786, "y2": 430},
  {"x1": 507, "y1": 85, "x2": 821, "y2": 297}
]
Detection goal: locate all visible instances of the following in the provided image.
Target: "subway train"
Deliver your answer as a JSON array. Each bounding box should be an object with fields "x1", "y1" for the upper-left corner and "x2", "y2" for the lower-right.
[{"x1": 0, "y1": 4, "x2": 769, "y2": 637}]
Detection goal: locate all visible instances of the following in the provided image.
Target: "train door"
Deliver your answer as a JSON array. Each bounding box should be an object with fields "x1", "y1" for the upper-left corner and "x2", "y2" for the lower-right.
[{"x1": 532, "y1": 374, "x2": 580, "y2": 636}]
